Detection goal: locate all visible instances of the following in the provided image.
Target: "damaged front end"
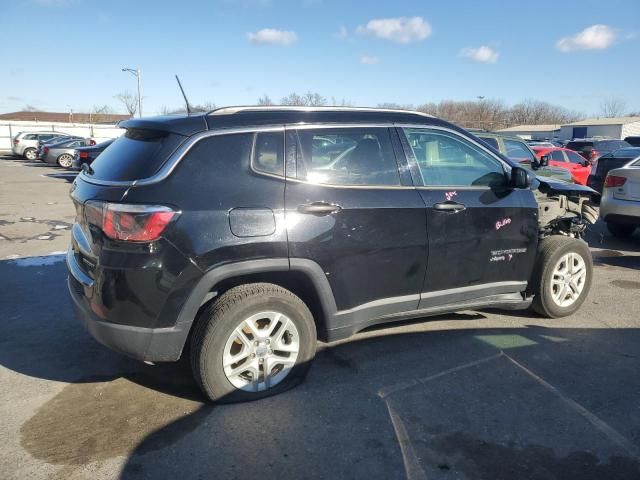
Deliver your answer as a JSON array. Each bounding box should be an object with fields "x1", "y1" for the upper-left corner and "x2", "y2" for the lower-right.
[{"x1": 534, "y1": 178, "x2": 598, "y2": 239}]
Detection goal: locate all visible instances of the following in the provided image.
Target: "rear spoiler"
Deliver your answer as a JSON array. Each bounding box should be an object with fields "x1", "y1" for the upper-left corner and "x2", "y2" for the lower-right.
[{"x1": 119, "y1": 115, "x2": 208, "y2": 137}]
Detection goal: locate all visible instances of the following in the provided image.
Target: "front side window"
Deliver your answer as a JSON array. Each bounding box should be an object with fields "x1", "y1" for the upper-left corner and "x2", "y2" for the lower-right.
[
  {"x1": 550, "y1": 150, "x2": 565, "y2": 162},
  {"x1": 503, "y1": 139, "x2": 536, "y2": 164},
  {"x1": 295, "y1": 128, "x2": 400, "y2": 186},
  {"x1": 404, "y1": 128, "x2": 506, "y2": 187},
  {"x1": 253, "y1": 131, "x2": 284, "y2": 176}
]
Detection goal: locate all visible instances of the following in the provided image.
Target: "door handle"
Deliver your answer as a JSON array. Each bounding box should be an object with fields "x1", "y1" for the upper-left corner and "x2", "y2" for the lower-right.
[
  {"x1": 297, "y1": 202, "x2": 342, "y2": 215},
  {"x1": 433, "y1": 202, "x2": 466, "y2": 213}
]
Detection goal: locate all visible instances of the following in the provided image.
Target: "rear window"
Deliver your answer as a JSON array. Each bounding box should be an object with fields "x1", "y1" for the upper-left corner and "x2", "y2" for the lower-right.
[
  {"x1": 566, "y1": 141, "x2": 592, "y2": 150},
  {"x1": 478, "y1": 136, "x2": 499, "y2": 150},
  {"x1": 598, "y1": 140, "x2": 631, "y2": 151},
  {"x1": 88, "y1": 129, "x2": 185, "y2": 181},
  {"x1": 610, "y1": 148, "x2": 640, "y2": 159}
]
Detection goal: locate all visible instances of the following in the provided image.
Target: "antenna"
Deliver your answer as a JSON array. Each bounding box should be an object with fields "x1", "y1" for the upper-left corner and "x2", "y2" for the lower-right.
[{"x1": 175, "y1": 75, "x2": 192, "y2": 115}]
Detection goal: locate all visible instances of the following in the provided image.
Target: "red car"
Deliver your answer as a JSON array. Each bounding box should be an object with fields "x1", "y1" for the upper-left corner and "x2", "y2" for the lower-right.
[{"x1": 532, "y1": 147, "x2": 592, "y2": 185}]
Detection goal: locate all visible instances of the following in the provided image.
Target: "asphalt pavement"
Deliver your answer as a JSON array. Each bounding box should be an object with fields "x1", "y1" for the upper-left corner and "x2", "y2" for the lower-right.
[{"x1": 1, "y1": 152, "x2": 639, "y2": 479}]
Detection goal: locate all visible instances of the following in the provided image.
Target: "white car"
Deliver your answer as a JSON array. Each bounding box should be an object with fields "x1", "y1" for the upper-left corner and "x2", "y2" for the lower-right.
[
  {"x1": 600, "y1": 154, "x2": 640, "y2": 238},
  {"x1": 12, "y1": 131, "x2": 71, "y2": 160}
]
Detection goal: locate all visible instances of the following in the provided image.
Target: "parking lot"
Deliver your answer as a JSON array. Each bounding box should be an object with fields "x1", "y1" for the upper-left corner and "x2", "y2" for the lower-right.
[{"x1": 1, "y1": 152, "x2": 639, "y2": 479}]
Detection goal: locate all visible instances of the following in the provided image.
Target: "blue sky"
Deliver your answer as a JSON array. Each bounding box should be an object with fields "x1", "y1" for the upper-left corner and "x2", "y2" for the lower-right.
[{"x1": 1, "y1": 0, "x2": 638, "y2": 116}]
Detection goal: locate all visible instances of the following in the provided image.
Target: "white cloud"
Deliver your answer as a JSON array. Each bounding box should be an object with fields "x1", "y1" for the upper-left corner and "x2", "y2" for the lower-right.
[
  {"x1": 247, "y1": 29, "x2": 297, "y2": 47},
  {"x1": 556, "y1": 24, "x2": 616, "y2": 52},
  {"x1": 356, "y1": 17, "x2": 431, "y2": 44},
  {"x1": 360, "y1": 55, "x2": 380, "y2": 65},
  {"x1": 459, "y1": 46, "x2": 499, "y2": 63},
  {"x1": 335, "y1": 26, "x2": 348, "y2": 40}
]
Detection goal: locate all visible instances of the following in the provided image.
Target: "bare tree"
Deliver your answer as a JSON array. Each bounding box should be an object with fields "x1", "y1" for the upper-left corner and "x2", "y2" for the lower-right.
[
  {"x1": 160, "y1": 101, "x2": 216, "y2": 115},
  {"x1": 91, "y1": 104, "x2": 114, "y2": 123},
  {"x1": 377, "y1": 102, "x2": 414, "y2": 111},
  {"x1": 280, "y1": 91, "x2": 327, "y2": 106},
  {"x1": 257, "y1": 95, "x2": 274, "y2": 106},
  {"x1": 114, "y1": 90, "x2": 138, "y2": 116},
  {"x1": 329, "y1": 96, "x2": 353, "y2": 106},
  {"x1": 21, "y1": 105, "x2": 39, "y2": 112},
  {"x1": 600, "y1": 97, "x2": 627, "y2": 118}
]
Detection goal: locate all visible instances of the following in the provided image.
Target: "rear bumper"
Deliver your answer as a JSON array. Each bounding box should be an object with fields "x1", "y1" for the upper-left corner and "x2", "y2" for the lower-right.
[
  {"x1": 600, "y1": 191, "x2": 640, "y2": 224},
  {"x1": 66, "y1": 249, "x2": 190, "y2": 362}
]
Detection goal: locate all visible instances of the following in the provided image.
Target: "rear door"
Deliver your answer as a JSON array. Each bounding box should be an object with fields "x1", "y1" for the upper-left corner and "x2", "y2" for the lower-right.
[
  {"x1": 398, "y1": 127, "x2": 538, "y2": 308},
  {"x1": 284, "y1": 125, "x2": 428, "y2": 324}
]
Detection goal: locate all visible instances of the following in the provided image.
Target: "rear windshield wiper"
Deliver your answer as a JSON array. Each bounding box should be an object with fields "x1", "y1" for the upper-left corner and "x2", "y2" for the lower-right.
[{"x1": 81, "y1": 163, "x2": 94, "y2": 175}]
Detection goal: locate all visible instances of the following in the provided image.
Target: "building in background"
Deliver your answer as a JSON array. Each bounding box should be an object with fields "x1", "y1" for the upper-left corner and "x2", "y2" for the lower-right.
[
  {"x1": 557, "y1": 116, "x2": 640, "y2": 141},
  {"x1": 495, "y1": 124, "x2": 561, "y2": 140}
]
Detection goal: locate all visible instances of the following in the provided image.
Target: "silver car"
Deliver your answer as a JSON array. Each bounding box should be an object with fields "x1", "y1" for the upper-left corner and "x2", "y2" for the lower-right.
[
  {"x1": 12, "y1": 131, "x2": 70, "y2": 160},
  {"x1": 41, "y1": 138, "x2": 92, "y2": 168},
  {"x1": 599, "y1": 154, "x2": 640, "y2": 238}
]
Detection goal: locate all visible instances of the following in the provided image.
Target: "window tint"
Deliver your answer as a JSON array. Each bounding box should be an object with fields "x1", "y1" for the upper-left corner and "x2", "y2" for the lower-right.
[
  {"x1": 89, "y1": 128, "x2": 185, "y2": 181},
  {"x1": 253, "y1": 132, "x2": 284, "y2": 176},
  {"x1": 404, "y1": 128, "x2": 506, "y2": 187},
  {"x1": 296, "y1": 128, "x2": 400, "y2": 186},
  {"x1": 478, "y1": 136, "x2": 499, "y2": 149},
  {"x1": 550, "y1": 150, "x2": 565, "y2": 162},
  {"x1": 503, "y1": 139, "x2": 536, "y2": 163},
  {"x1": 566, "y1": 151, "x2": 585, "y2": 164}
]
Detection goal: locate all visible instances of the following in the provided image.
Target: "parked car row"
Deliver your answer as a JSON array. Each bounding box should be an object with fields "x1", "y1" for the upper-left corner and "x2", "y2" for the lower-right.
[{"x1": 11, "y1": 130, "x2": 114, "y2": 169}]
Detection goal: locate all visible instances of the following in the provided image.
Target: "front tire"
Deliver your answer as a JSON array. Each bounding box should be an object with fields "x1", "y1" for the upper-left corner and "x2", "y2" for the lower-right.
[
  {"x1": 606, "y1": 221, "x2": 635, "y2": 238},
  {"x1": 529, "y1": 236, "x2": 593, "y2": 318},
  {"x1": 57, "y1": 153, "x2": 73, "y2": 168},
  {"x1": 191, "y1": 283, "x2": 317, "y2": 403}
]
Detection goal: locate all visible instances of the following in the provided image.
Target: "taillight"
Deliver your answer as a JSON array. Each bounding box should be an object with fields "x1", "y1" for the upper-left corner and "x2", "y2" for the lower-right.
[
  {"x1": 604, "y1": 175, "x2": 627, "y2": 188},
  {"x1": 13, "y1": 138, "x2": 19, "y2": 145},
  {"x1": 85, "y1": 201, "x2": 179, "y2": 242},
  {"x1": 79, "y1": 151, "x2": 89, "y2": 159},
  {"x1": 589, "y1": 150, "x2": 598, "y2": 160},
  {"x1": 43, "y1": 147, "x2": 49, "y2": 155}
]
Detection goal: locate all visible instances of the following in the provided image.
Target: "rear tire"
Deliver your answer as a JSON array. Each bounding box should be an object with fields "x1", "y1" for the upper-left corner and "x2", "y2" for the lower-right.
[
  {"x1": 606, "y1": 221, "x2": 635, "y2": 238},
  {"x1": 57, "y1": 154, "x2": 73, "y2": 168},
  {"x1": 191, "y1": 283, "x2": 317, "y2": 403},
  {"x1": 24, "y1": 148, "x2": 36, "y2": 160},
  {"x1": 529, "y1": 236, "x2": 593, "y2": 318}
]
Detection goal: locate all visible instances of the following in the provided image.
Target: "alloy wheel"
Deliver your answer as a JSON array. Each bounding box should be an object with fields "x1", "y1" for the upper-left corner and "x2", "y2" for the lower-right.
[
  {"x1": 222, "y1": 311, "x2": 300, "y2": 392},
  {"x1": 550, "y1": 252, "x2": 587, "y2": 307}
]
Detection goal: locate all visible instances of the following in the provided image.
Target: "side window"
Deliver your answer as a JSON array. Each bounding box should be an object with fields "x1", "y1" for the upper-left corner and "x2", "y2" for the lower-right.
[
  {"x1": 550, "y1": 150, "x2": 565, "y2": 162},
  {"x1": 503, "y1": 139, "x2": 536, "y2": 164},
  {"x1": 479, "y1": 136, "x2": 499, "y2": 150},
  {"x1": 566, "y1": 151, "x2": 585, "y2": 164},
  {"x1": 253, "y1": 131, "x2": 284, "y2": 176},
  {"x1": 404, "y1": 128, "x2": 506, "y2": 187},
  {"x1": 24, "y1": 134, "x2": 37, "y2": 140},
  {"x1": 295, "y1": 128, "x2": 400, "y2": 186}
]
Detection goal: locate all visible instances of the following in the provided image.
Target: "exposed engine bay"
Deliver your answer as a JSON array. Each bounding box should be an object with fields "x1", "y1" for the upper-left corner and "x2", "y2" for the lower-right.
[{"x1": 534, "y1": 178, "x2": 598, "y2": 239}]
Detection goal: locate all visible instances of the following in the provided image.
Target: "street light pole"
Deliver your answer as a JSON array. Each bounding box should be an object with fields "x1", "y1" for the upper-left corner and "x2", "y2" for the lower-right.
[{"x1": 122, "y1": 67, "x2": 142, "y2": 118}]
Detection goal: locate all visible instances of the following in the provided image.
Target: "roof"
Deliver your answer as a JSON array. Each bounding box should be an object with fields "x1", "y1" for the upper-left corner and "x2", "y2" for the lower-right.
[
  {"x1": 120, "y1": 106, "x2": 455, "y2": 137},
  {"x1": 0, "y1": 111, "x2": 131, "y2": 123},
  {"x1": 562, "y1": 116, "x2": 640, "y2": 126},
  {"x1": 496, "y1": 124, "x2": 561, "y2": 132}
]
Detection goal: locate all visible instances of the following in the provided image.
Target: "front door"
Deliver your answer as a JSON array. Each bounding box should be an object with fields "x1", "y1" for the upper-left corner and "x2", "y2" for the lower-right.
[
  {"x1": 284, "y1": 126, "x2": 428, "y2": 329},
  {"x1": 398, "y1": 127, "x2": 538, "y2": 308}
]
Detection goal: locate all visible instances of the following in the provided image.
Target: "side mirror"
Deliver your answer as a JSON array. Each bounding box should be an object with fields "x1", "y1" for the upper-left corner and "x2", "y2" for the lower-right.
[
  {"x1": 539, "y1": 155, "x2": 550, "y2": 167},
  {"x1": 511, "y1": 166, "x2": 533, "y2": 189}
]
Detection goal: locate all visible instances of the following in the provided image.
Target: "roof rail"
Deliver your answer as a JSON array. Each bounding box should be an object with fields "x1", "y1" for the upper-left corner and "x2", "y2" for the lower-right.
[{"x1": 205, "y1": 105, "x2": 433, "y2": 118}]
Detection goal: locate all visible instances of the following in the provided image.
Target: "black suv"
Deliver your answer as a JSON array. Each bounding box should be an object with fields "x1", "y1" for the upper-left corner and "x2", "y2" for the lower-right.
[
  {"x1": 565, "y1": 138, "x2": 631, "y2": 164},
  {"x1": 68, "y1": 107, "x2": 597, "y2": 402}
]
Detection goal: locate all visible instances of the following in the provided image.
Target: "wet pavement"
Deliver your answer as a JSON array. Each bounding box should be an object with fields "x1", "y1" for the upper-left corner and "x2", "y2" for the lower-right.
[{"x1": 1, "y1": 152, "x2": 639, "y2": 479}]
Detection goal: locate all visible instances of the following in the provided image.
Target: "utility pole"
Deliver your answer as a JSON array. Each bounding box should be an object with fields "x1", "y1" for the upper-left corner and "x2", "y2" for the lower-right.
[{"x1": 122, "y1": 67, "x2": 142, "y2": 117}]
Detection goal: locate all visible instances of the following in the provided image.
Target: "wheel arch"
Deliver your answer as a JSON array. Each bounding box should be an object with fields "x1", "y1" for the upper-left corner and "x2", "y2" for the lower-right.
[{"x1": 176, "y1": 259, "x2": 338, "y2": 353}]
